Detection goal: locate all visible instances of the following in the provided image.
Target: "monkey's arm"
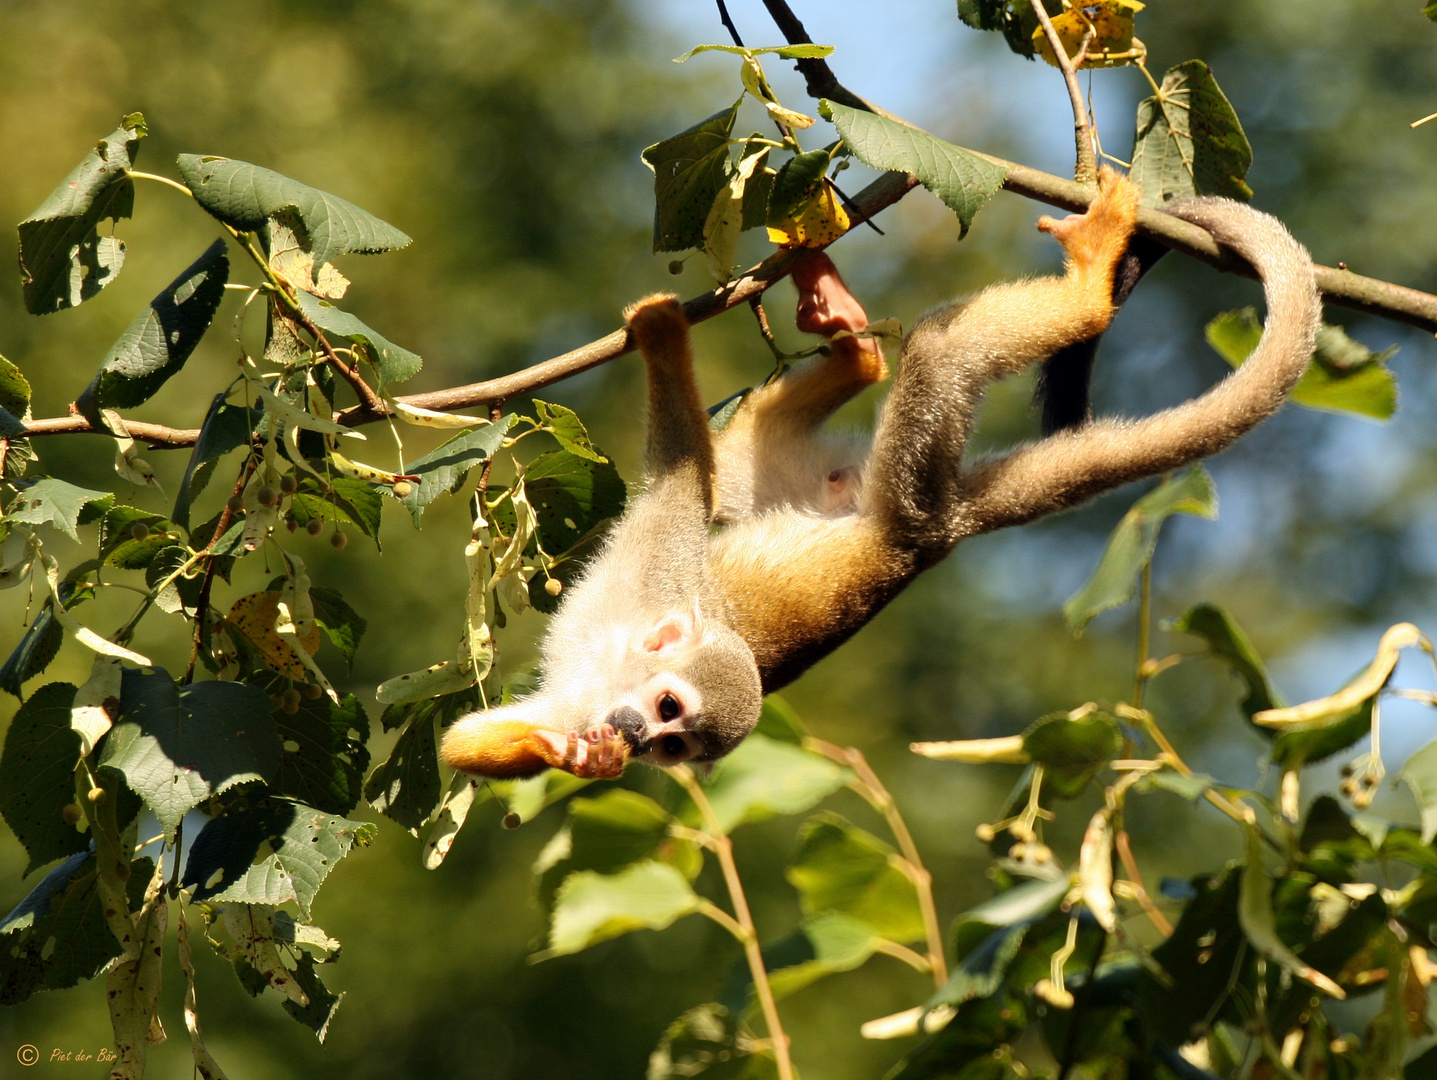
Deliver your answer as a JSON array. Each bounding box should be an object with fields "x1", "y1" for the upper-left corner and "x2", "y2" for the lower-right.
[{"x1": 957, "y1": 197, "x2": 1320, "y2": 536}]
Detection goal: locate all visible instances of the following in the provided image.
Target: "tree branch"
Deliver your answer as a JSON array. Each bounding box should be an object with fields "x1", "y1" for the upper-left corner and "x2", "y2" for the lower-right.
[{"x1": 1027, "y1": 0, "x2": 1098, "y2": 183}]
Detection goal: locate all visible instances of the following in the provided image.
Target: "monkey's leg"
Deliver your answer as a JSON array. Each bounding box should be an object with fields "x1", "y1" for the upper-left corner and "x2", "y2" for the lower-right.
[
  {"x1": 862, "y1": 169, "x2": 1139, "y2": 556},
  {"x1": 625, "y1": 294, "x2": 717, "y2": 498}
]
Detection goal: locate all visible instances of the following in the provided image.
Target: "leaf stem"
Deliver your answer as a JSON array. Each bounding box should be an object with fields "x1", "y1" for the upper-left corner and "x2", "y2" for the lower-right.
[
  {"x1": 128, "y1": 170, "x2": 195, "y2": 198},
  {"x1": 1028, "y1": 0, "x2": 1098, "y2": 184},
  {"x1": 1133, "y1": 560, "x2": 1152, "y2": 708},
  {"x1": 672, "y1": 766, "x2": 794, "y2": 1080}
]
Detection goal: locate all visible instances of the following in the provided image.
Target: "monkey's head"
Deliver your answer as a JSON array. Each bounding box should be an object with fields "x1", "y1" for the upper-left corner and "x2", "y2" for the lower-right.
[{"x1": 440, "y1": 606, "x2": 762, "y2": 780}]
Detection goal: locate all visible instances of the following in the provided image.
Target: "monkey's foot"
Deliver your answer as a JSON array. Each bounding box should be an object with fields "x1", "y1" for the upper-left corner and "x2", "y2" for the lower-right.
[
  {"x1": 544, "y1": 723, "x2": 629, "y2": 779},
  {"x1": 625, "y1": 293, "x2": 689, "y2": 350},
  {"x1": 1036, "y1": 166, "x2": 1138, "y2": 282}
]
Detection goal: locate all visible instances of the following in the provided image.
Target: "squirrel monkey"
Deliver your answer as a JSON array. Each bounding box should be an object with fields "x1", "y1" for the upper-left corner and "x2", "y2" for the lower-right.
[{"x1": 442, "y1": 170, "x2": 1320, "y2": 780}]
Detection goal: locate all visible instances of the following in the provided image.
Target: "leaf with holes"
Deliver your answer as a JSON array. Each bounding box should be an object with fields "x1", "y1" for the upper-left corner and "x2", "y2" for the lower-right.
[
  {"x1": 6, "y1": 479, "x2": 113, "y2": 541},
  {"x1": 642, "y1": 101, "x2": 741, "y2": 253},
  {"x1": 177, "y1": 155, "x2": 411, "y2": 274},
  {"x1": 824, "y1": 101, "x2": 1006, "y2": 238},
  {"x1": 272, "y1": 690, "x2": 371, "y2": 816},
  {"x1": 18, "y1": 114, "x2": 146, "y2": 314},
  {"x1": 397, "y1": 414, "x2": 517, "y2": 526},
  {"x1": 98, "y1": 668, "x2": 279, "y2": 834},
  {"x1": 293, "y1": 291, "x2": 422, "y2": 389},
  {"x1": 1132, "y1": 60, "x2": 1252, "y2": 207},
  {"x1": 180, "y1": 798, "x2": 376, "y2": 918},
  {"x1": 363, "y1": 703, "x2": 441, "y2": 834}
]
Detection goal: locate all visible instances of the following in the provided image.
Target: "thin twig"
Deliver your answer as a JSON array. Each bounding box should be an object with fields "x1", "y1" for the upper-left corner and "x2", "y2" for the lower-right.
[
  {"x1": 1114, "y1": 830, "x2": 1173, "y2": 936},
  {"x1": 1029, "y1": 0, "x2": 1098, "y2": 183},
  {"x1": 673, "y1": 766, "x2": 794, "y2": 1080},
  {"x1": 715, "y1": 0, "x2": 744, "y2": 47}
]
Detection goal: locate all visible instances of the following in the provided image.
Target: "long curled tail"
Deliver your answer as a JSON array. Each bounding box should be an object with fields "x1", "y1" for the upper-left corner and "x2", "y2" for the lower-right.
[{"x1": 958, "y1": 197, "x2": 1321, "y2": 537}]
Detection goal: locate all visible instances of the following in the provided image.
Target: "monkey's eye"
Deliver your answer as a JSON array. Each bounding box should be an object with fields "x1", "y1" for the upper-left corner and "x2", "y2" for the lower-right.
[
  {"x1": 660, "y1": 734, "x2": 687, "y2": 758},
  {"x1": 658, "y1": 693, "x2": 681, "y2": 721}
]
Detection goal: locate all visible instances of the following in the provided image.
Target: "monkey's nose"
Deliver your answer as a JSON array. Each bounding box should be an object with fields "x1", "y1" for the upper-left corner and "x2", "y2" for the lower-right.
[{"x1": 606, "y1": 706, "x2": 648, "y2": 752}]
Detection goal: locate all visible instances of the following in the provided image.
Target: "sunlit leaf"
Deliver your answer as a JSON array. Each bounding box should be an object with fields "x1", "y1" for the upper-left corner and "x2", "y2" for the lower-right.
[
  {"x1": 537, "y1": 789, "x2": 691, "y2": 906},
  {"x1": 694, "y1": 734, "x2": 849, "y2": 833},
  {"x1": 720, "y1": 912, "x2": 879, "y2": 1013},
  {"x1": 6, "y1": 478, "x2": 114, "y2": 541},
  {"x1": 281, "y1": 952, "x2": 344, "y2": 1042},
  {"x1": 228, "y1": 592, "x2": 322, "y2": 681},
  {"x1": 18, "y1": 114, "x2": 145, "y2": 313},
  {"x1": 823, "y1": 101, "x2": 1006, "y2": 238},
  {"x1": 397, "y1": 415, "x2": 518, "y2": 526},
  {"x1": 1064, "y1": 467, "x2": 1216, "y2": 630},
  {"x1": 1032, "y1": 0, "x2": 1146, "y2": 69},
  {"x1": 1401, "y1": 739, "x2": 1437, "y2": 844},
  {"x1": 786, "y1": 812, "x2": 924, "y2": 943},
  {"x1": 75, "y1": 240, "x2": 229, "y2": 420},
  {"x1": 1132, "y1": 60, "x2": 1252, "y2": 206},
  {"x1": 674, "y1": 43, "x2": 836, "y2": 62},
  {"x1": 547, "y1": 860, "x2": 701, "y2": 956},
  {"x1": 642, "y1": 101, "x2": 741, "y2": 253},
  {"x1": 293, "y1": 291, "x2": 422, "y2": 389}
]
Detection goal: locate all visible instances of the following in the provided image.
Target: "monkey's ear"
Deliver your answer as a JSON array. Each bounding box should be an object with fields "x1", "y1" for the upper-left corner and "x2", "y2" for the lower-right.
[
  {"x1": 641, "y1": 611, "x2": 699, "y2": 653},
  {"x1": 441, "y1": 701, "x2": 565, "y2": 779}
]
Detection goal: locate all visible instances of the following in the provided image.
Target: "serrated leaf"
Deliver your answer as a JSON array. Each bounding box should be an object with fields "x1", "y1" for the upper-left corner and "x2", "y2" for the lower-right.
[
  {"x1": 398, "y1": 414, "x2": 517, "y2": 526},
  {"x1": 675, "y1": 43, "x2": 836, "y2": 62},
  {"x1": 281, "y1": 952, "x2": 344, "y2": 1042},
  {"x1": 824, "y1": 101, "x2": 1006, "y2": 238},
  {"x1": 642, "y1": 102, "x2": 741, "y2": 253},
  {"x1": 309, "y1": 587, "x2": 367, "y2": 667},
  {"x1": 177, "y1": 155, "x2": 410, "y2": 274},
  {"x1": 0, "y1": 601, "x2": 66, "y2": 698},
  {"x1": 786, "y1": 812, "x2": 924, "y2": 942},
  {"x1": 288, "y1": 476, "x2": 383, "y2": 544},
  {"x1": 98, "y1": 668, "x2": 280, "y2": 834},
  {"x1": 363, "y1": 704, "x2": 440, "y2": 834},
  {"x1": 181, "y1": 798, "x2": 375, "y2": 918},
  {"x1": 490, "y1": 447, "x2": 626, "y2": 562},
  {"x1": 1132, "y1": 60, "x2": 1252, "y2": 207},
  {"x1": 532, "y1": 400, "x2": 606, "y2": 463},
  {"x1": 1207, "y1": 309, "x2": 1397, "y2": 421},
  {"x1": 547, "y1": 860, "x2": 701, "y2": 956},
  {"x1": 6, "y1": 478, "x2": 114, "y2": 541},
  {"x1": 0, "y1": 355, "x2": 33, "y2": 419},
  {"x1": 1170, "y1": 602, "x2": 1282, "y2": 721},
  {"x1": 98, "y1": 506, "x2": 177, "y2": 570},
  {"x1": 694, "y1": 734, "x2": 849, "y2": 833},
  {"x1": 18, "y1": 115, "x2": 145, "y2": 314},
  {"x1": 0, "y1": 852, "x2": 152, "y2": 1005},
  {"x1": 173, "y1": 395, "x2": 261, "y2": 529},
  {"x1": 272, "y1": 691, "x2": 370, "y2": 816},
  {"x1": 292, "y1": 291, "x2": 421, "y2": 389},
  {"x1": 228, "y1": 592, "x2": 321, "y2": 681},
  {"x1": 1021, "y1": 707, "x2": 1123, "y2": 797},
  {"x1": 75, "y1": 240, "x2": 229, "y2": 420},
  {"x1": 1063, "y1": 467, "x2": 1216, "y2": 630},
  {"x1": 0, "y1": 682, "x2": 89, "y2": 875}
]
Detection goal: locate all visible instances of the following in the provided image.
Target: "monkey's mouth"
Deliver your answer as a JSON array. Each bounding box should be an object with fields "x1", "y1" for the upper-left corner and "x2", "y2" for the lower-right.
[{"x1": 605, "y1": 706, "x2": 650, "y2": 754}]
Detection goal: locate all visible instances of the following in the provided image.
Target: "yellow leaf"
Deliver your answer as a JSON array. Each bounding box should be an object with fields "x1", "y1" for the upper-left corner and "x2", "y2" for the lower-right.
[
  {"x1": 765, "y1": 182, "x2": 849, "y2": 248},
  {"x1": 1032, "y1": 1, "x2": 1145, "y2": 69},
  {"x1": 228, "y1": 591, "x2": 322, "y2": 680}
]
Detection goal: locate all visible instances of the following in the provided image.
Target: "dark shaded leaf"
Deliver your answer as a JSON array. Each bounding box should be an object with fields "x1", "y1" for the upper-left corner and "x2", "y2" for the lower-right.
[
  {"x1": 490, "y1": 447, "x2": 626, "y2": 562},
  {"x1": 272, "y1": 690, "x2": 371, "y2": 816},
  {"x1": 649, "y1": 1004, "x2": 778, "y2": 1080},
  {"x1": 0, "y1": 603, "x2": 65, "y2": 698},
  {"x1": 823, "y1": 101, "x2": 1006, "y2": 238},
  {"x1": 1022, "y1": 708, "x2": 1122, "y2": 797},
  {"x1": 288, "y1": 476, "x2": 383, "y2": 544},
  {"x1": 1132, "y1": 60, "x2": 1252, "y2": 207},
  {"x1": 98, "y1": 668, "x2": 280, "y2": 834},
  {"x1": 75, "y1": 240, "x2": 229, "y2": 420},
  {"x1": 398, "y1": 414, "x2": 517, "y2": 526},
  {"x1": 98, "y1": 506, "x2": 177, "y2": 570},
  {"x1": 181, "y1": 798, "x2": 375, "y2": 918},
  {"x1": 177, "y1": 155, "x2": 411, "y2": 274},
  {"x1": 1171, "y1": 602, "x2": 1283, "y2": 721},
  {"x1": 293, "y1": 291, "x2": 422, "y2": 389},
  {"x1": 642, "y1": 102, "x2": 741, "y2": 253},
  {"x1": 281, "y1": 952, "x2": 344, "y2": 1042},
  {"x1": 18, "y1": 114, "x2": 145, "y2": 314},
  {"x1": 363, "y1": 702, "x2": 441, "y2": 834},
  {"x1": 173, "y1": 395, "x2": 261, "y2": 529},
  {"x1": 0, "y1": 683, "x2": 88, "y2": 875}
]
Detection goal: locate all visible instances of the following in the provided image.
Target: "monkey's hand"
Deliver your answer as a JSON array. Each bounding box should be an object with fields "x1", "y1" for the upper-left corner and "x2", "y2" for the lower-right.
[
  {"x1": 1036, "y1": 167, "x2": 1139, "y2": 290},
  {"x1": 531, "y1": 723, "x2": 630, "y2": 780},
  {"x1": 793, "y1": 252, "x2": 889, "y2": 384}
]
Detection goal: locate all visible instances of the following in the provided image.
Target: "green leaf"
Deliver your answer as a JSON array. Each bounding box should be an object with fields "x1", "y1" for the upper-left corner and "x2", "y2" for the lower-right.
[
  {"x1": 176, "y1": 155, "x2": 411, "y2": 274},
  {"x1": 1170, "y1": 602, "x2": 1282, "y2": 720},
  {"x1": 1237, "y1": 826, "x2": 1344, "y2": 998},
  {"x1": 649, "y1": 1004, "x2": 779, "y2": 1080},
  {"x1": 281, "y1": 953, "x2": 344, "y2": 1042},
  {"x1": 675, "y1": 43, "x2": 835, "y2": 61},
  {"x1": 272, "y1": 691, "x2": 371, "y2": 816},
  {"x1": 1132, "y1": 60, "x2": 1253, "y2": 207},
  {"x1": 956, "y1": 0, "x2": 1045, "y2": 59},
  {"x1": 0, "y1": 683, "x2": 89, "y2": 875},
  {"x1": 532, "y1": 401, "x2": 606, "y2": 463},
  {"x1": 1271, "y1": 698, "x2": 1373, "y2": 772},
  {"x1": 1207, "y1": 309, "x2": 1397, "y2": 421},
  {"x1": 18, "y1": 115, "x2": 146, "y2": 314},
  {"x1": 642, "y1": 101, "x2": 741, "y2": 253},
  {"x1": 1137, "y1": 769, "x2": 1215, "y2": 802},
  {"x1": 694, "y1": 734, "x2": 849, "y2": 833},
  {"x1": 363, "y1": 702, "x2": 441, "y2": 834},
  {"x1": 6, "y1": 478, "x2": 114, "y2": 541},
  {"x1": 490, "y1": 447, "x2": 627, "y2": 562},
  {"x1": 823, "y1": 101, "x2": 1007, "y2": 239},
  {"x1": 538, "y1": 789, "x2": 688, "y2": 906},
  {"x1": 1426, "y1": 2, "x2": 1437, "y2": 20},
  {"x1": 75, "y1": 240, "x2": 229, "y2": 420},
  {"x1": 721, "y1": 912, "x2": 880, "y2": 1014},
  {"x1": 310, "y1": 587, "x2": 367, "y2": 668},
  {"x1": 0, "y1": 354, "x2": 34, "y2": 419},
  {"x1": 1020, "y1": 708, "x2": 1123, "y2": 797},
  {"x1": 98, "y1": 506, "x2": 178, "y2": 570},
  {"x1": 1063, "y1": 467, "x2": 1217, "y2": 631},
  {"x1": 98, "y1": 668, "x2": 280, "y2": 834},
  {"x1": 786, "y1": 812, "x2": 924, "y2": 943},
  {"x1": 181, "y1": 798, "x2": 376, "y2": 919},
  {"x1": 546, "y1": 860, "x2": 701, "y2": 956},
  {"x1": 398, "y1": 414, "x2": 518, "y2": 526},
  {"x1": 0, "y1": 604, "x2": 64, "y2": 699},
  {"x1": 0, "y1": 852, "x2": 152, "y2": 1005},
  {"x1": 173, "y1": 395, "x2": 261, "y2": 530},
  {"x1": 1401, "y1": 740, "x2": 1437, "y2": 844},
  {"x1": 288, "y1": 476, "x2": 383, "y2": 544},
  {"x1": 752, "y1": 696, "x2": 807, "y2": 744},
  {"x1": 292, "y1": 291, "x2": 422, "y2": 389},
  {"x1": 764, "y1": 149, "x2": 831, "y2": 227}
]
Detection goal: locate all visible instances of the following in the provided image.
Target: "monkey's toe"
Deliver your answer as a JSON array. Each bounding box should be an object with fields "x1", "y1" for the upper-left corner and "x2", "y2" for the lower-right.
[{"x1": 624, "y1": 293, "x2": 688, "y2": 348}]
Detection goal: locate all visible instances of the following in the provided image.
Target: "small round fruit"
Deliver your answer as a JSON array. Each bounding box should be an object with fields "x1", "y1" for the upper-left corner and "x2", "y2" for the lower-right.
[
  {"x1": 286, "y1": 519, "x2": 299, "y2": 532},
  {"x1": 281, "y1": 688, "x2": 301, "y2": 714},
  {"x1": 304, "y1": 682, "x2": 324, "y2": 699},
  {"x1": 392, "y1": 480, "x2": 414, "y2": 499},
  {"x1": 226, "y1": 495, "x2": 244, "y2": 514},
  {"x1": 330, "y1": 530, "x2": 348, "y2": 550},
  {"x1": 279, "y1": 474, "x2": 298, "y2": 495},
  {"x1": 544, "y1": 578, "x2": 563, "y2": 597},
  {"x1": 87, "y1": 786, "x2": 107, "y2": 805},
  {"x1": 256, "y1": 486, "x2": 279, "y2": 508},
  {"x1": 502, "y1": 812, "x2": 522, "y2": 830},
  {"x1": 62, "y1": 803, "x2": 83, "y2": 825},
  {"x1": 668, "y1": 260, "x2": 684, "y2": 276},
  {"x1": 306, "y1": 518, "x2": 324, "y2": 536},
  {"x1": 129, "y1": 522, "x2": 150, "y2": 541}
]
